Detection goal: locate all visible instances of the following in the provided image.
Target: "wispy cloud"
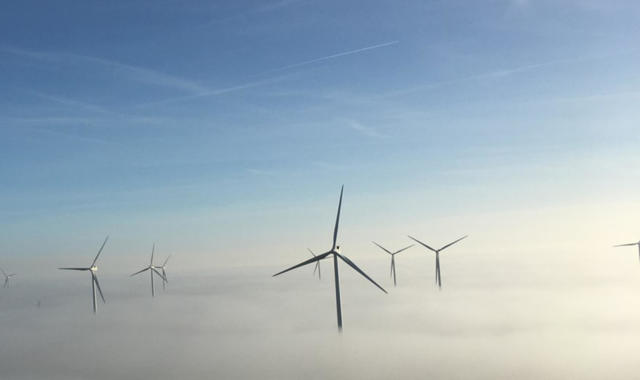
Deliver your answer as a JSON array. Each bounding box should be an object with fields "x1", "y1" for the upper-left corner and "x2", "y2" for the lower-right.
[
  {"x1": 5, "y1": 123, "x2": 119, "y2": 146},
  {"x1": 382, "y1": 50, "x2": 638, "y2": 98},
  {"x1": 132, "y1": 74, "x2": 294, "y2": 108},
  {"x1": 267, "y1": 40, "x2": 399, "y2": 72},
  {"x1": 246, "y1": 168, "x2": 277, "y2": 176},
  {"x1": 204, "y1": 0, "x2": 310, "y2": 27},
  {"x1": 27, "y1": 90, "x2": 111, "y2": 114},
  {"x1": 1, "y1": 46, "x2": 210, "y2": 95},
  {"x1": 255, "y1": 0, "x2": 309, "y2": 13},
  {"x1": 346, "y1": 120, "x2": 387, "y2": 139},
  {"x1": 3, "y1": 45, "x2": 291, "y2": 108},
  {"x1": 3, "y1": 116, "x2": 100, "y2": 126}
]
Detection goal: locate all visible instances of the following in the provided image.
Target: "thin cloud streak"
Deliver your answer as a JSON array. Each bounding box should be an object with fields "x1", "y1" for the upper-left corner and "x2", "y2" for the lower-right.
[
  {"x1": 267, "y1": 40, "x2": 400, "y2": 72},
  {"x1": 1, "y1": 46, "x2": 210, "y2": 95},
  {"x1": 347, "y1": 120, "x2": 387, "y2": 138},
  {"x1": 382, "y1": 49, "x2": 639, "y2": 98},
  {"x1": 27, "y1": 90, "x2": 112, "y2": 115},
  {"x1": 255, "y1": 0, "x2": 309, "y2": 13},
  {"x1": 6, "y1": 124, "x2": 120, "y2": 147}
]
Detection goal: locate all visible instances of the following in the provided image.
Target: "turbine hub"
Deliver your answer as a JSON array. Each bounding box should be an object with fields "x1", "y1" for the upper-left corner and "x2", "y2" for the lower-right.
[{"x1": 90, "y1": 266, "x2": 98, "y2": 272}]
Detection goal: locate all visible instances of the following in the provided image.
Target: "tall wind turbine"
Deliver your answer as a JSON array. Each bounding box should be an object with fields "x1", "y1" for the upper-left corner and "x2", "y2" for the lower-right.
[
  {"x1": 307, "y1": 249, "x2": 321, "y2": 280},
  {"x1": 372, "y1": 242, "x2": 414, "y2": 286},
  {"x1": 614, "y1": 240, "x2": 640, "y2": 262},
  {"x1": 0, "y1": 267, "x2": 16, "y2": 288},
  {"x1": 131, "y1": 243, "x2": 166, "y2": 297},
  {"x1": 157, "y1": 255, "x2": 171, "y2": 291},
  {"x1": 408, "y1": 235, "x2": 467, "y2": 289},
  {"x1": 273, "y1": 186, "x2": 387, "y2": 331},
  {"x1": 58, "y1": 236, "x2": 109, "y2": 313}
]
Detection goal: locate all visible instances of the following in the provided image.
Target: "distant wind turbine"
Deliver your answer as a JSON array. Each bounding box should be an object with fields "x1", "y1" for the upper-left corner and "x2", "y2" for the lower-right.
[
  {"x1": 408, "y1": 235, "x2": 468, "y2": 289},
  {"x1": 58, "y1": 236, "x2": 109, "y2": 313},
  {"x1": 131, "y1": 243, "x2": 166, "y2": 297},
  {"x1": 307, "y1": 249, "x2": 321, "y2": 280},
  {"x1": 274, "y1": 186, "x2": 387, "y2": 331},
  {"x1": 614, "y1": 240, "x2": 640, "y2": 262},
  {"x1": 372, "y1": 242, "x2": 414, "y2": 286},
  {"x1": 157, "y1": 255, "x2": 171, "y2": 291},
  {"x1": 0, "y1": 267, "x2": 16, "y2": 288}
]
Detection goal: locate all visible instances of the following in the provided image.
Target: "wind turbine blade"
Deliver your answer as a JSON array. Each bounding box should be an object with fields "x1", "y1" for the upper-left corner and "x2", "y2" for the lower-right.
[
  {"x1": 162, "y1": 268, "x2": 168, "y2": 283},
  {"x1": 393, "y1": 244, "x2": 414, "y2": 255},
  {"x1": 372, "y1": 241, "x2": 392, "y2": 255},
  {"x1": 59, "y1": 267, "x2": 90, "y2": 271},
  {"x1": 336, "y1": 253, "x2": 387, "y2": 294},
  {"x1": 313, "y1": 261, "x2": 319, "y2": 275},
  {"x1": 307, "y1": 248, "x2": 317, "y2": 257},
  {"x1": 390, "y1": 258, "x2": 394, "y2": 278},
  {"x1": 90, "y1": 236, "x2": 109, "y2": 267},
  {"x1": 407, "y1": 236, "x2": 437, "y2": 253},
  {"x1": 151, "y1": 243, "x2": 155, "y2": 265},
  {"x1": 439, "y1": 235, "x2": 468, "y2": 252},
  {"x1": 152, "y1": 268, "x2": 167, "y2": 282},
  {"x1": 273, "y1": 252, "x2": 332, "y2": 277},
  {"x1": 614, "y1": 243, "x2": 638, "y2": 247},
  {"x1": 131, "y1": 267, "x2": 150, "y2": 276},
  {"x1": 392, "y1": 258, "x2": 397, "y2": 286},
  {"x1": 0, "y1": 267, "x2": 6, "y2": 277},
  {"x1": 162, "y1": 255, "x2": 171, "y2": 266},
  {"x1": 92, "y1": 273, "x2": 106, "y2": 303},
  {"x1": 91, "y1": 276, "x2": 96, "y2": 313},
  {"x1": 332, "y1": 185, "x2": 344, "y2": 249}
]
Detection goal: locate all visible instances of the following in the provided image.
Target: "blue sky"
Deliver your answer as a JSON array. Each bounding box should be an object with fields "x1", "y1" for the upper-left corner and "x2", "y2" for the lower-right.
[{"x1": 1, "y1": 0, "x2": 639, "y2": 265}]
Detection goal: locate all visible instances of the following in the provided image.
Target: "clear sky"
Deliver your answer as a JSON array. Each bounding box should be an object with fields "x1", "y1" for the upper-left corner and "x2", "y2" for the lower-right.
[{"x1": 1, "y1": 0, "x2": 639, "y2": 268}]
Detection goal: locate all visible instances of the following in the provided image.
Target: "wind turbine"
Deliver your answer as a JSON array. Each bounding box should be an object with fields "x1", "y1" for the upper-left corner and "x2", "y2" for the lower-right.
[
  {"x1": 273, "y1": 186, "x2": 387, "y2": 331},
  {"x1": 408, "y1": 235, "x2": 467, "y2": 289},
  {"x1": 614, "y1": 240, "x2": 640, "y2": 262},
  {"x1": 131, "y1": 243, "x2": 166, "y2": 297},
  {"x1": 156, "y1": 255, "x2": 171, "y2": 291},
  {"x1": 372, "y1": 242, "x2": 414, "y2": 286},
  {"x1": 58, "y1": 236, "x2": 108, "y2": 313},
  {"x1": 307, "y1": 249, "x2": 321, "y2": 280},
  {"x1": 0, "y1": 267, "x2": 16, "y2": 288}
]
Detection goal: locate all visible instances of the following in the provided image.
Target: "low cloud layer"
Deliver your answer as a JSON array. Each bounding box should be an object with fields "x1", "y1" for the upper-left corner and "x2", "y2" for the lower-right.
[{"x1": 1, "y1": 254, "x2": 640, "y2": 380}]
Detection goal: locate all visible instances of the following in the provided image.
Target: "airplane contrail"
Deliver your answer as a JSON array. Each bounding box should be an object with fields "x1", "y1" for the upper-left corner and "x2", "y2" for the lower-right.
[{"x1": 270, "y1": 40, "x2": 399, "y2": 72}]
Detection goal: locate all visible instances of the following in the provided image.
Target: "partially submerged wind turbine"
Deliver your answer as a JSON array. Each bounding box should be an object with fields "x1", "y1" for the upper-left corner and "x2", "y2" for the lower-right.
[
  {"x1": 372, "y1": 242, "x2": 414, "y2": 286},
  {"x1": 307, "y1": 249, "x2": 321, "y2": 280},
  {"x1": 614, "y1": 240, "x2": 640, "y2": 262},
  {"x1": 408, "y1": 235, "x2": 468, "y2": 289},
  {"x1": 0, "y1": 267, "x2": 16, "y2": 288},
  {"x1": 156, "y1": 255, "x2": 171, "y2": 291},
  {"x1": 273, "y1": 186, "x2": 387, "y2": 331},
  {"x1": 131, "y1": 243, "x2": 166, "y2": 297},
  {"x1": 58, "y1": 236, "x2": 108, "y2": 313}
]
